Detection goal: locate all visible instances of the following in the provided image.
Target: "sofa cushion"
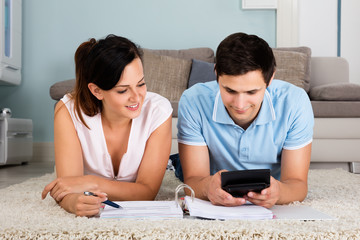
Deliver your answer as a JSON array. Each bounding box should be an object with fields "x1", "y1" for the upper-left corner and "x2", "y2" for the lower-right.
[
  {"x1": 309, "y1": 83, "x2": 360, "y2": 101},
  {"x1": 142, "y1": 49, "x2": 192, "y2": 102},
  {"x1": 142, "y1": 48, "x2": 215, "y2": 63},
  {"x1": 49, "y1": 78, "x2": 75, "y2": 101},
  {"x1": 188, "y1": 59, "x2": 216, "y2": 88},
  {"x1": 273, "y1": 47, "x2": 311, "y2": 92}
]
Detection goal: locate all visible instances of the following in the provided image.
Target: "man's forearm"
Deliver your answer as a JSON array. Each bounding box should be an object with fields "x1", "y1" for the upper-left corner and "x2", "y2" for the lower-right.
[
  {"x1": 277, "y1": 179, "x2": 308, "y2": 204},
  {"x1": 184, "y1": 175, "x2": 212, "y2": 200}
]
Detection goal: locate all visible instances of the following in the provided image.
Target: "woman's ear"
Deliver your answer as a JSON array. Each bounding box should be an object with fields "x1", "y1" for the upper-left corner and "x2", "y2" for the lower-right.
[{"x1": 88, "y1": 83, "x2": 103, "y2": 100}]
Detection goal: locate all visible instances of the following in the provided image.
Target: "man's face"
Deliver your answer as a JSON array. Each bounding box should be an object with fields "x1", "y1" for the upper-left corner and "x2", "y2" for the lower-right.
[{"x1": 218, "y1": 70, "x2": 269, "y2": 129}]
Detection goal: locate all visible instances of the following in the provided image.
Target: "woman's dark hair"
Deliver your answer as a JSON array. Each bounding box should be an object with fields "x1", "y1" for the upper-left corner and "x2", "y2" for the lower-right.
[
  {"x1": 72, "y1": 34, "x2": 142, "y2": 128},
  {"x1": 215, "y1": 32, "x2": 276, "y2": 85}
]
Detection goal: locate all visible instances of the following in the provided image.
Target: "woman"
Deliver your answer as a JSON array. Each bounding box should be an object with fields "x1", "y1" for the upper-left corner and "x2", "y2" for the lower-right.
[{"x1": 42, "y1": 35, "x2": 172, "y2": 217}]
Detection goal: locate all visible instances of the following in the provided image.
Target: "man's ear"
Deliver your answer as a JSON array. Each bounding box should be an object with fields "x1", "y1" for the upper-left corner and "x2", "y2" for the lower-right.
[
  {"x1": 214, "y1": 64, "x2": 218, "y2": 81},
  {"x1": 267, "y1": 71, "x2": 275, "y2": 87},
  {"x1": 88, "y1": 83, "x2": 103, "y2": 100}
]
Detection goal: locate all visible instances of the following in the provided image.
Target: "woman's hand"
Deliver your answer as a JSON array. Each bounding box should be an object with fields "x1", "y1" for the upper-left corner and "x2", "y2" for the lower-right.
[
  {"x1": 61, "y1": 192, "x2": 108, "y2": 217},
  {"x1": 244, "y1": 176, "x2": 280, "y2": 208},
  {"x1": 42, "y1": 176, "x2": 98, "y2": 202}
]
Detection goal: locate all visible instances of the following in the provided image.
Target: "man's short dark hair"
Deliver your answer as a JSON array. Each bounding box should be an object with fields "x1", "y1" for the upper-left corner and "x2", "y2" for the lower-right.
[{"x1": 215, "y1": 32, "x2": 276, "y2": 86}]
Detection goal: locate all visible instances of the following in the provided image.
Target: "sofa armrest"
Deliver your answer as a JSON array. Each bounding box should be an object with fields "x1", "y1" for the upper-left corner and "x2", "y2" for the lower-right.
[
  {"x1": 310, "y1": 57, "x2": 349, "y2": 88},
  {"x1": 49, "y1": 79, "x2": 75, "y2": 101}
]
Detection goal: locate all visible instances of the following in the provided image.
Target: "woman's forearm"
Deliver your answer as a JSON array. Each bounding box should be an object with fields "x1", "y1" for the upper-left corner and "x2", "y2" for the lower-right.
[{"x1": 90, "y1": 175, "x2": 161, "y2": 201}]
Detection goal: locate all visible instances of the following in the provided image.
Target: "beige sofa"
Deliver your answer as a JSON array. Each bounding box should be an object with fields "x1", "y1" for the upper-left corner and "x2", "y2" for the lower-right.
[{"x1": 49, "y1": 47, "x2": 360, "y2": 173}]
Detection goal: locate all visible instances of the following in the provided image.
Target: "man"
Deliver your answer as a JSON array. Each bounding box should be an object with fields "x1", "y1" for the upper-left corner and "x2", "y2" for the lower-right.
[{"x1": 177, "y1": 32, "x2": 314, "y2": 208}]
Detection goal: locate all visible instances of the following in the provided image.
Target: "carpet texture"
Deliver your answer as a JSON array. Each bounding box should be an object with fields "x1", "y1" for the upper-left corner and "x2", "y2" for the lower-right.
[{"x1": 1, "y1": 169, "x2": 360, "y2": 239}]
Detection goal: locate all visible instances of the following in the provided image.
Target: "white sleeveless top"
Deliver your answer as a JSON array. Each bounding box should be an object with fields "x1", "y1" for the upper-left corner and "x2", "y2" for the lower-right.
[{"x1": 61, "y1": 92, "x2": 172, "y2": 182}]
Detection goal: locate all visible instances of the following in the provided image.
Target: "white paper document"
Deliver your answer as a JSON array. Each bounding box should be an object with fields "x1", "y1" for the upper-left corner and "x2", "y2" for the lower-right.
[
  {"x1": 100, "y1": 200, "x2": 183, "y2": 219},
  {"x1": 184, "y1": 196, "x2": 273, "y2": 220}
]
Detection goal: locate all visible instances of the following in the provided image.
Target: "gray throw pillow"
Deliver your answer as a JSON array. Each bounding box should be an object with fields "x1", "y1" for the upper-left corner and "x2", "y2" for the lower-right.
[
  {"x1": 273, "y1": 50, "x2": 308, "y2": 90},
  {"x1": 188, "y1": 59, "x2": 216, "y2": 88},
  {"x1": 273, "y1": 47, "x2": 311, "y2": 92},
  {"x1": 142, "y1": 49, "x2": 192, "y2": 102},
  {"x1": 309, "y1": 82, "x2": 360, "y2": 101}
]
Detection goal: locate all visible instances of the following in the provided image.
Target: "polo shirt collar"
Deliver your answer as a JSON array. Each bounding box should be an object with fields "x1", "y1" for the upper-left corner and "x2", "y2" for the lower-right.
[
  {"x1": 212, "y1": 89, "x2": 276, "y2": 126},
  {"x1": 212, "y1": 91, "x2": 234, "y2": 125},
  {"x1": 254, "y1": 89, "x2": 276, "y2": 125}
]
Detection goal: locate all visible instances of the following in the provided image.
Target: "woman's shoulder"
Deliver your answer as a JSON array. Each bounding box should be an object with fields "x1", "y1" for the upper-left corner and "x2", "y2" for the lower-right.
[
  {"x1": 145, "y1": 91, "x2": 170, "y2": 102},
  {"x1": 55, "y1": 94, "x2": 73, "y2": 116},
  {"x1": 138, "y1": 92, "x2": 173, "y2": 125},
  {"x1": 60, "y1": 93, "x2": 72, "y2": 102},
  {"x1": 144, "y1": 92, "x2": 172, "y2": 111},
  {"x1": 59, "y1": 93, "x2": 74, "y2": 111}
]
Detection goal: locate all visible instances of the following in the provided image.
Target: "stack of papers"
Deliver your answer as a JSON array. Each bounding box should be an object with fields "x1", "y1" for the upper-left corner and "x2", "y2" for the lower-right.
[
  {"x1": 99, "y1": 198, "x2": 333, "y2": 221},
  {"x1": 184, "y1": 196, "x2": 273, "y2": 220},
  {"x1": 100, "y1": 200, "x2": 183, "y2": 219}
]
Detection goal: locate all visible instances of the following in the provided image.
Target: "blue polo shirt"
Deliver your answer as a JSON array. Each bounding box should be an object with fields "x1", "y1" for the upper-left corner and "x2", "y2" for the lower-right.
[{"x1": 177, "y1": 80, "x2": 314, "y2": 179}]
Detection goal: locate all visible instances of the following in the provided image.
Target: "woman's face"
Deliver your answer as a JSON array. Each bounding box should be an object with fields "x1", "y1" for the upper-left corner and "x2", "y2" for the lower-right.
[{"x1": 98, "y1": 57, "x2": 147, "y2": 121}]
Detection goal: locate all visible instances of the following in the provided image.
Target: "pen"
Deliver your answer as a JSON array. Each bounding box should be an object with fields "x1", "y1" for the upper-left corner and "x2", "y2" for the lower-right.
[{"x1": 84, "y1": 191, "x2": 122, "y2": 209}]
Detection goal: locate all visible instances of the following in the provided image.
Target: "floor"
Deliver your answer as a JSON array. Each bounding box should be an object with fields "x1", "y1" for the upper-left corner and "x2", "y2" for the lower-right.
[{"x1": 0, "y1": 161, "x2": 55, "y2": 189}]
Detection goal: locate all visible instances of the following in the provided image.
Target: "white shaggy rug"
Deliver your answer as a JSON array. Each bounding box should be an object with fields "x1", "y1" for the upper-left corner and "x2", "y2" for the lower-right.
[{"x1": 1, "y1": 169, "x2": 360, "y2": 239}]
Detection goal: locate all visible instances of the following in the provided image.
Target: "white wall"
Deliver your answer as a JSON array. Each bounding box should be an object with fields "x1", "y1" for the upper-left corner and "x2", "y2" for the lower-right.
[
  {"x1": 0, "y1": 0, "x2": 276, "y2": 142},
  {"x1": 341, "y1": 0, "x2": 360, "y2": 84},
  {"x1": 298, "y1": 0, "x2": 338, "y2": 56},
  {"x1": 298, "y1": 0, "x2": 360, "y2": 84}
]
